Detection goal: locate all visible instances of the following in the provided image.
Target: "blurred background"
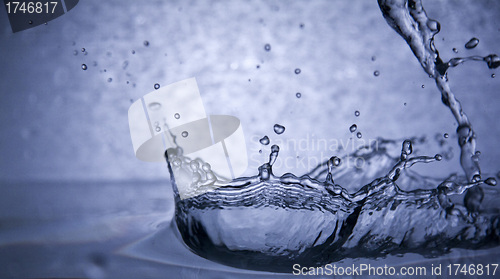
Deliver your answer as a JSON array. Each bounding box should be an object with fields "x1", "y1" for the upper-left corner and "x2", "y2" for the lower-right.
[{"x1": 0, "y1": 0, "x2": 499, "y2": 278}]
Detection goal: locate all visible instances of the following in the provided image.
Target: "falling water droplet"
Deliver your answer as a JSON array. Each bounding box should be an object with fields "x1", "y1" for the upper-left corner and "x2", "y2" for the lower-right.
[
  {"x1": 356, "y1": 132, "x2": 362, "y2": 138},
  {"x1": 492, "y1": 73, "x2": 496, "y2": 78},
  {"x1": 148, "y1": 102, "x2": 162, "y2": 111},
  {"x1": 294, "y1": 68, "x2": 301, "y2": 74},
  {"x1": 81, "y1": 64, "x2": 87, "y2": 70},
  {"x1": 349, "y1": 124, "x2": 357, "y2": 133},
  {"x1": 299, "y1": 23, "x2": 304, "y2": 29},
  {"x1": 465, "y1": 37, "x2": 479, "y2": 49},
  {"x1": 296, "y1": 92, "x2": 301, "y2": 98},
  {"x1": 81, "y1": 48, "x2": 86, "y2": 52},
  {"x1": 475, "y1": 151, "x2": 481, "y2": 156},
  {"x1": 264, "y1": 44, "x2": 271, "y2": 51},
  {"x1": 435, "y1": 154, "x2": 443, "y2": 161},
  {"x1": 107, "y1": 78, "x2": 112, "y2": 82},
  {"x1": 485, "y1": 177, "x2": 497, "y2": 186},
  {"x1": 174, "y1": 113, "x2": 180, "y2": 119},
  {"x1": 144, "y1": 40, "x2": 150, "y2": 47},
  {"x1": 259, "y1": 136, "x2": 270, "y2": 145},
  {"x1": 154, "y1": 83, "x2": 160, "y2": 90},
  {"x1": 443, "y1": 133, "x2": 449, "y2": 139},
  {"x1": 155, "y1": 126, "x2": 161, "y2": 132},
  {"x1": 181, "y1": 131, "x2": 188, "y2": 137},
  {"x1": 452, "y1": 48, "x2": 458, "y2": 53},
  {"x1": 355, "y1": 110, "x2": 360, "y2": 117},
  {"x1": 28, "y1": 20, "x2": 33, "y2": 24},
  {"x1": 274, "y1": 124, "x2": 285, "y2": 134},
  {"x1": 421, "y1": 84, "x2": 425, "y2": 88},
  {"x1": 484, "y1": 54, "x2": 500, "y2": 69},
  {"x1": 371, "y1": 56, "x2": 376, "y2": 61},
  {"x1": 374, "y1": 70, "x2": 380, "y2": 76},
  {"x1": 259, "y1": 150, "x2": 262, "y2": 154}
]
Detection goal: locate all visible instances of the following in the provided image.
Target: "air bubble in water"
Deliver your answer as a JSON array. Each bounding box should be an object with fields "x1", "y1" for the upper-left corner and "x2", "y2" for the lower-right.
[
  {"x1": 154, "y1": 83, "x2": 160, "y2": 90},
  {"x1": 374, "y1": 70, "x2": 380, "y2": 76},
  {"x1": 81, "y1": 64, "x2": 87, "y2": 70},
  {"x1": 349, "y1": 124, "x2": 357, "y2": 133},
  {"x1": 148, "y1": 102, "x2": 162, "y2": 111},
  {"x1": 274, "y1": 124, "x2": 285, "y2": 134},
  {"x1": 294, "y1": 68, "x2": 301, "y2": 74},
  {"x1": 264, "y1": 44, "x2": 271, "y2": 51},
  {"x1": 465, "y1": 37, "x2": 479, "y2": 49},
  {"x1": 296, "y1": 92, "x2": 301, "y2": 98},
  {"x1": 355, "y1": 110, "x2": 360, "y2": 117},
  {"x1": 259, "y1": 136, "x2": 270, "y2": 145},
  {"x1": 485, "y1": 177, "x2": 497, "y2": 186},
  {"x1": 144, "y1": 40, "x2": 150, "y2": 47},
  {"x1": 181, "y1": 131, "x2": 188, "y2": 137},
  {"x1": 356, "y1": 132, "x2": 362, "y2": 138},
  {"x1": 174, "y1": 113, "x2": 180, "y2": 119}
]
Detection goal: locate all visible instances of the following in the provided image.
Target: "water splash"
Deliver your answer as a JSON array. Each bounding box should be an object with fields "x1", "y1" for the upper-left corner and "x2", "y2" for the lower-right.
[{"x1": 161, "y1": 0, "x2": 500, "y2": 273}]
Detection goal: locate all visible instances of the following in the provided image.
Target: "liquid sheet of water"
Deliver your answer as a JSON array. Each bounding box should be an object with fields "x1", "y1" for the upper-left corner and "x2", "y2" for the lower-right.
[{"x1": 163, "y1": 0, "x2": 500, "y2": 273}]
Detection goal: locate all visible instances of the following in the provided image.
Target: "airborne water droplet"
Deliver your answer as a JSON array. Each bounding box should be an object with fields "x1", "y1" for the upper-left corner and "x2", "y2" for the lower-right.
[
  {"x1": 131, "y1": 50, "x2": 136, "y2": 54},
  {"x1": 154, "y1": 83, "x2": 160, "y2": 90},
  {"x1": 28, "y1": 20, "x2": 33, "y2": 24},
  {"x1": 81, "y1": 64, "x2": 87, "y2": 70},
  {"x1": 181, "y1": 131, "x2": 188, "y2": 137},
  {"x1": 174, "y1": 113, "x2": 180, "y2": 119},
  {"x1": 259, "y1": 136, "x2": 270, "y2": 145},
  {"x1": 421, "y1": 84, "x2": 425, "y2": 88},
  {"x1": 349, "y1": 124, "x2": 357, "y2": 133},
  {"x1": 485, "y1": 177, "x2": 497, "y2": 186},
  {"x1": 81, "y1": 48, "x2": 86, "y2": 52},
  {"x1": 465, "y1": 37, "x2": 479, "y2": 49},
  {"x1": 452, "y1": 48, "x2": 458, "y2": 53},
  {"x1": 296, "y1": 92, "x2": 301, "y2": 98},
  {"x1": 435, "y1": 154, "x2": 443, "y2": 161},
  {"x1": 274, "y1": 124, "x2": 285, "y2": 134},
  {"x1": 355, "y1": 110, "x2": 360, "y2": 117},
  {"x1": 294, "y1": 68, "x2": 301, "y2": 74},
  {"x1": 144, "y1": 40, "x2": 150, "y2": 47},
  {"x1": 371, "y1": 56, "x2": 376, "y2": 61},
  {"x1": 148, "y1": 102, "x2": 162, "y2": 111},
  {"x1": 444, "y1": 133, "x2": 449, "y2": 138},
  {"x1": 264, "y1": 44, "x2": 271, "y2": 51},
  {"x1": 356, "y1": 132, "x2": 362, "y2": 138},
  {"x1": 374, "y1": 70, "x2": 380, "y2": 76},
  {"x1": 492, "y1": 74, "x2": 496, "y2": 78},
  {"x1": 155, "y1": 126, "x2": 161, "y2": 132},
  {"x1": 107, "y1": 78, "x2": 112, "y2": 82}
]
